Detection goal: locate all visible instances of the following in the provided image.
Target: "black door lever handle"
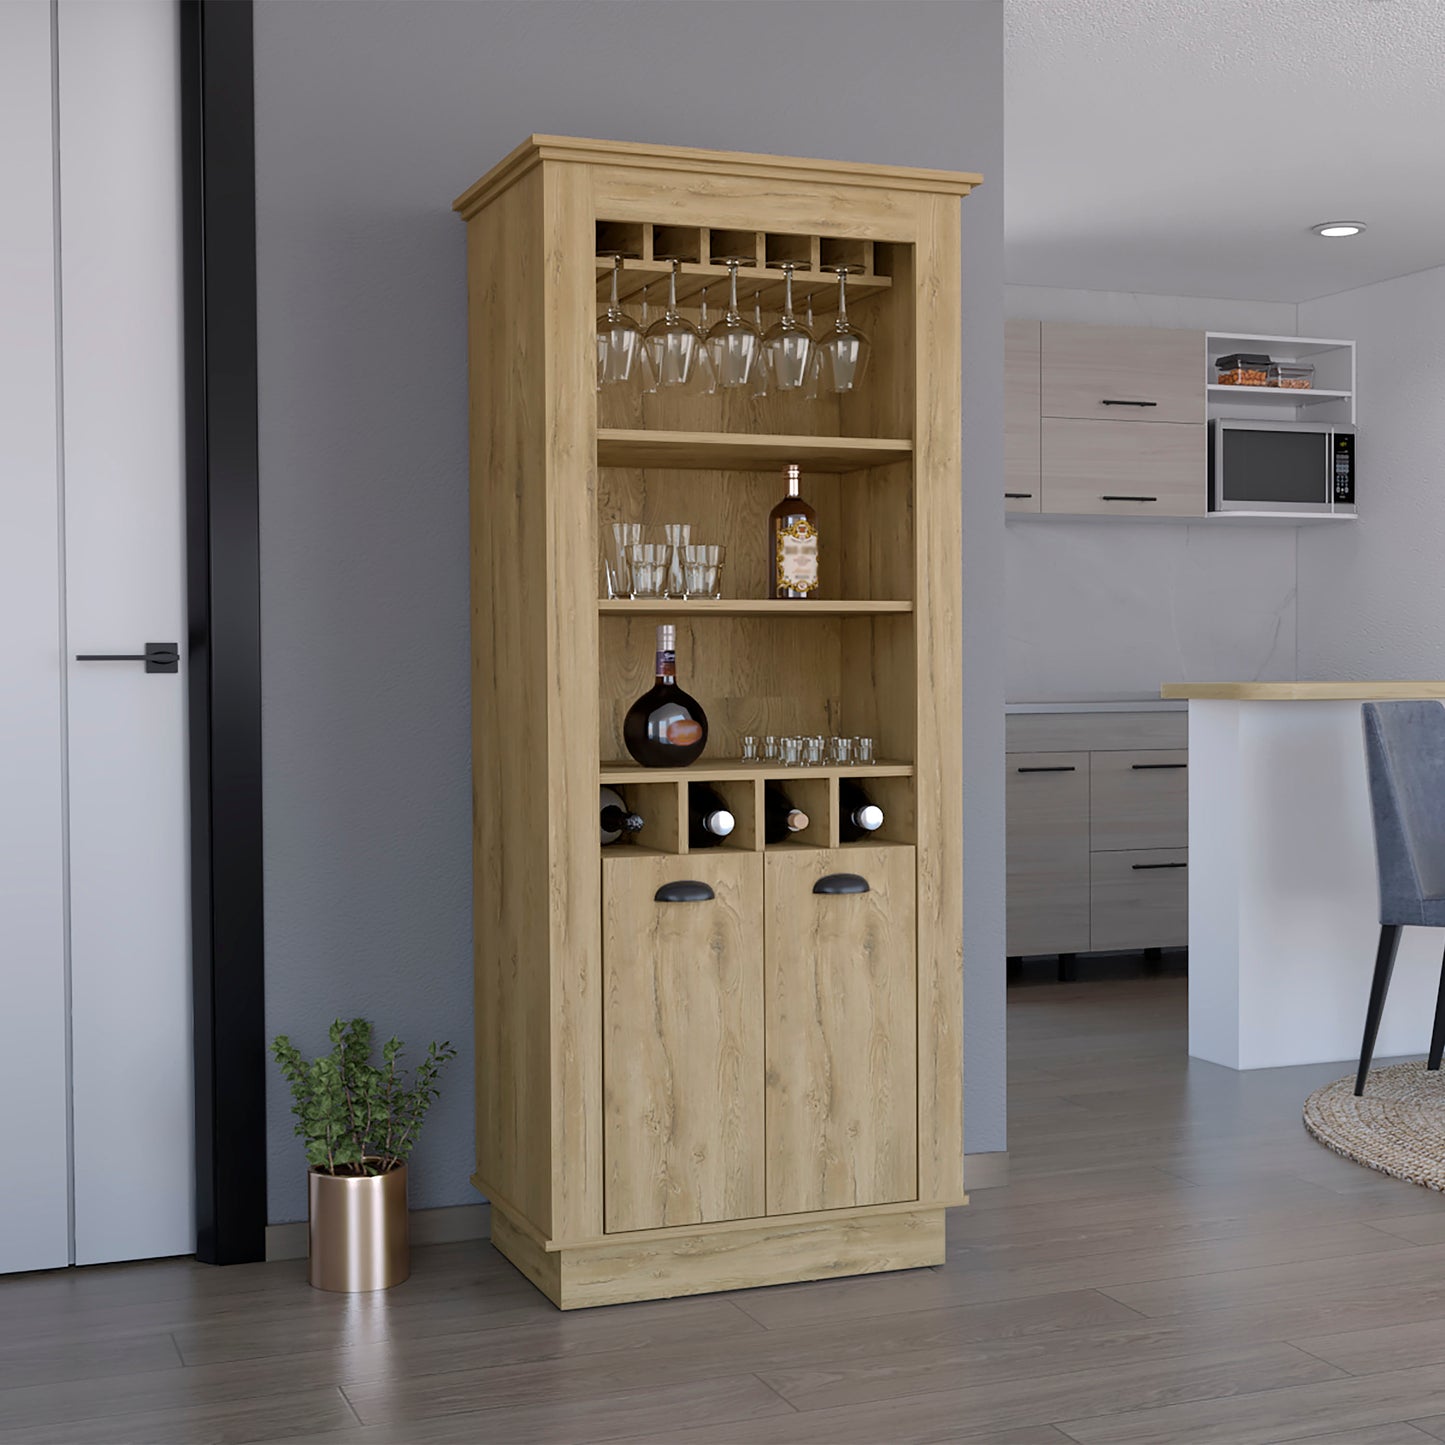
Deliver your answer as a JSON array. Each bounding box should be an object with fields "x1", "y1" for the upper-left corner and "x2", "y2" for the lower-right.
[{"x1": 75, "y1": 642, "x2": 179, "y2": 674}]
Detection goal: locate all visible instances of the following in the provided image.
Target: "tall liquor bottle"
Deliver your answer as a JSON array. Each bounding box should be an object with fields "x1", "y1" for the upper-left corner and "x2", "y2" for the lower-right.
[
  {"x1": 599, "y1": 786, "x2": 645, "y2": 845},
  {"x1": 622, "y1": 624, "x2": 708, "y2": 767},
  {"x1": 764, "y1": 782, "x2": 810, "y2": 844},
  {"x1": 769, "y1": 462, "x2": 819, "y2": 599},
  {"x1": 688, "y1": 783, "x2": 736, "y2": 848},
  {"x1": 839, "y1": 779, "x2": 884, "y2": 843}
]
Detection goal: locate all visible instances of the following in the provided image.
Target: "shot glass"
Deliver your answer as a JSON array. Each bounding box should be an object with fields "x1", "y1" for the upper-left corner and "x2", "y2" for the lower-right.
[
  {"x1": 628, "y1": 542, "x2": 671, "y2": 598},
  {"x1": 829, "y1": 736, "x2": 853, "y2": 765},
  {"x1": 853, "y1": 736, "x2": 875, "y2": 764},
  {"x1": 779, "y1": 736, "x2": 803, "y2": 767},
  {"x1": 740, "y1": 735, "x2": 759, "y2": 761},
  {"x1": 681, "y1": 543, "x2": 726, "y2": 600},
  {"x1": 802, "y1": 736, "x2": 824, "y2": 766},
  {"x1": 604, "y1": 522, "x2": 642, "y2": 599},
  {"x1": 762, "y1": 735, "x2": 780, "y2": 761}
]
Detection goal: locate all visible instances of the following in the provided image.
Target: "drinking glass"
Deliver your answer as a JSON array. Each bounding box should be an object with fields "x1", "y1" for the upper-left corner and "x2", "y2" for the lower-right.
[
  {"x1": 829, "y1": 736, "x2": 853, "y2": 765},
  {"x1": 644, "y1": 259, "x2": 700, "y2": 389},
  {"x1": 706, "y1": 260, "x2": 762, "y2": 390},
  {"x1": 853, "y1": 736, "x2": 875, "y2": 764},
  {"x1": 740, "y1": 735, "x2": 759, "y2": 761},
  {"x1": 662, "y1": 522, "x2": 690, "y2": 596},
  {"x1": 780, "y1": 736, "x2": 803, "y2": 767},
  {"x1": 809, "y1": 267, "x2": 871, "y2": 394},
  {"x1": 763, "y1": 263, "x2": 814, "y2": 392},
  {"x1": 596, "y1": 254, "x2": 643, "y2": 389},
  {"x1": 681, "y1": 543, "x2": 726, "y2": 599},
  {"x1": 627, "y1": 542, "x2": 671, "y2": 598},
  {"x1": 604, "y1": 521, "x2": 642, "y2": 599},
  {"x1": 802, "y1": 736, "x2": 824, "y2": 767},
  {"x1": 762, "y1": 734, "x2": 780, "y2": 761}
]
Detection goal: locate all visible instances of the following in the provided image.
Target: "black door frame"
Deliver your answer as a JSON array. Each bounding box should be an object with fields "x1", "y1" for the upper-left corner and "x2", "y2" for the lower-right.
[{"x1": 180, "y1": 0, "x2": 267, "y2": 1265}]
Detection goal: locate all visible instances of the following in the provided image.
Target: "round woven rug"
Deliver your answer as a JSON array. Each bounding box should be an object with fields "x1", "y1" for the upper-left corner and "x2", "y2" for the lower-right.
[{"x1": 1304, "y1": 1061, "x2": 1445, "y2": 1190}]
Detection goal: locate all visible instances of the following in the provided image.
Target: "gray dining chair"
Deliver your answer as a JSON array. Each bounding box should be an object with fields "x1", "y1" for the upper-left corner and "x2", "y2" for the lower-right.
[{"x1": 1357, "y1": 700, "x2": 1445, "y2": 1094}]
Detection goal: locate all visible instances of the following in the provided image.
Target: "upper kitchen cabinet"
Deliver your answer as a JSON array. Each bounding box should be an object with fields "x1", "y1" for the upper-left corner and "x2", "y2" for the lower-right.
[
  {"x1": 1005, "y1": 320, "x2": 1042, "y2": 513},
  {"x1": 1042, "y1": 323, "x2": 1205, "y2": 425}
]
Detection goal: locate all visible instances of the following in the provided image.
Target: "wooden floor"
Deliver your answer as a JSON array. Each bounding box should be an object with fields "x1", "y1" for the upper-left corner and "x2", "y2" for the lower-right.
[{"x1": 11, "y1": 976, "x2": 1445, "y2": 1444}]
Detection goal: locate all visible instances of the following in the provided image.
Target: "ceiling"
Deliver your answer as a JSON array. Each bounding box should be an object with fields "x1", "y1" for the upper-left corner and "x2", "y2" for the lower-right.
[{"x1": 1005, "y1": 0, "x2": 1445, "y2": 303}]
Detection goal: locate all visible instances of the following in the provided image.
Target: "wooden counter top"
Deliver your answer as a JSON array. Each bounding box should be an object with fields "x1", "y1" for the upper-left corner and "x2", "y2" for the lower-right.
[{"x1": 1161, "y1": 682, "x2": 1445, "y2": 702}]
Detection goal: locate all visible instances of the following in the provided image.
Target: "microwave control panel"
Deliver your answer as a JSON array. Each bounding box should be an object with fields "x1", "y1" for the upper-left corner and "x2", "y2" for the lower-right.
[{"x1": 1334, "y1": 433, "x2": 1355, "y2": 506}]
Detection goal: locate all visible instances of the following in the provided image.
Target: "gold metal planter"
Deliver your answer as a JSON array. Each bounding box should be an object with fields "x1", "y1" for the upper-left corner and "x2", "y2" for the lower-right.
[{"x1": 308, "y1": 1161, "x2": 410, "y2": 1291}]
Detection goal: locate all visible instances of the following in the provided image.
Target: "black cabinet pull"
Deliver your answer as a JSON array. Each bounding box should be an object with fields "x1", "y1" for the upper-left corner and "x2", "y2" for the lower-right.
[
  {"x1": 813, "y1": 873, "x2": 870, "y2": 895},
  {"x1": 1100, "y1": 399, "x2": 1158, "y2": 407},
  {"x1": 1100, "y1": 495, "x2": 1158, "y2": 502},
  {"x1": 1132, "y1": 862, "x2": 1187, "y2": 870},
  {"x1": 1004, "y1": 492, "x2": 1033, "y2": 499},
  {"x1": 1017, "y1": 765, "x2": 1076, "y2": 773},
  {"x1": 654, "y1": 880, "x2": 714, "y2": 903},
  {"x1": 1131, "y1": 763, "x2": 1187, "y2": 771},
  {"x1": 75, "y1": 641, "x2": 179, "y2": 674}
]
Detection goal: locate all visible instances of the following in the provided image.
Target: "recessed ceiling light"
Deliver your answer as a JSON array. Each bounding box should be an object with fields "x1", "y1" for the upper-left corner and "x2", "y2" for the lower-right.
[{"x1": 1312, "y1": 221, "x2": 1366, "y2": 238}]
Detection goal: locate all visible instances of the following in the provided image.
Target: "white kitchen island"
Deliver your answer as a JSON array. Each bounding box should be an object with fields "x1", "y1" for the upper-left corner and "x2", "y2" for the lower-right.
[{"x1": 1162, "y1": 682, "x2": 1445, "y2": 1070}]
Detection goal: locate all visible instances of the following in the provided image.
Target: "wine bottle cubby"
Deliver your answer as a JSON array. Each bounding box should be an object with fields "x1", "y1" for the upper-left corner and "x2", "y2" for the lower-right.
[{"x1": 457, "y1": 135, "x2": 977, "y2": 1309}]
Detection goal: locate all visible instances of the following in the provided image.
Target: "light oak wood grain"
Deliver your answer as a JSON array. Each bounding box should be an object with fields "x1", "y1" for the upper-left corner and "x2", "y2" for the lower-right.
[
  {"x1": 602, "y1": 853, "x2": 764, "y2": 1233},
  {"x1": 1041, "y1": 321, "x2": 1205, "y2": 425},
  {"x1": 1006, "y1": 318, "x2": 1042, "y2": 513},
  {"x1": 1042, "y1": 417, "x2": 1206, "y2": 517},
  {"x1": 1006, "y1": 754, "x2": 1091, "y2": 957},
  {"x1": 764, "y1": 846, "x2": 917, "y2": 1214},
  {"x1": 596, "y1": 429, "x2": 912, "y2": 472},
  {"x1": 1162, "y1": 681, "x2": 1445, "y2": 701}
]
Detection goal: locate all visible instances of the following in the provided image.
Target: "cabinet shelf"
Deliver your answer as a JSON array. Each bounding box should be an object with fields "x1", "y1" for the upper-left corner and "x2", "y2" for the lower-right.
[
  {"x1": 599, "y1": 598, "x2": 912, "y2": 616},
  {"x1": 599, "y1": 759, "x2": 914, "y2": 784},
  {"x1": 597, "y1": 429, "x2": 912, "y2": 472},
  {"x1": 1206, "y1": 384, "x2": 1352, "y2": 408}
]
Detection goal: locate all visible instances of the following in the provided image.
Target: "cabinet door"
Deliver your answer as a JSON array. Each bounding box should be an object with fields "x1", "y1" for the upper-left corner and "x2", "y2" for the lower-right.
[
  {"x1": 1042, "y1": 418, "x2": 1205, "y2": 517},
  {"x1": 1005, "y1": 319, "x2": 1042, "y2": 513},
  {"x1": 1090, "y1": 848, "x2": 1188, "y2": 950},
  {"x1": 1041, "y1": 322, "x2": 1204, "y2": 424},
  {"x1": 1007, "y1": 752, "x2": 1090, "y2": 955},
  {"x1": 1090, "y1": 750, "x2": 1188, "y2": 852},
  {"x1": 602, "y1": 853, "x2": 764, "y2": 1233},
  {"x1": 764, "y1": 846, "x2": 916, "y2": 1215}
]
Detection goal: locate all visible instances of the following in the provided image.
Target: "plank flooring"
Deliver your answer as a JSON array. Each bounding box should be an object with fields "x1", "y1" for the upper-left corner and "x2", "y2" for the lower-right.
[{"x1": 8, "y1": 975, "x2": 1445, "y2": 1442}]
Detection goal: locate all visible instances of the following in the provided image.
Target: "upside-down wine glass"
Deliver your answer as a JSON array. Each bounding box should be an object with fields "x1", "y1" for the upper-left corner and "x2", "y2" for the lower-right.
[
  {"x1": 809, "y1": 265, "x2": 871, "y2": 394},
  {"x1": 705, "y1": 259, "x2": 762, "y2": 390},
  {"x1": 596, "y1": 253, "x2": 643, "y2": 388},
  {"x1": 644, "y1": 258, "x2": 701, "y2": 389},
  {"x1": 762, "y1": 262, "x2": 813, "y2": 392}
]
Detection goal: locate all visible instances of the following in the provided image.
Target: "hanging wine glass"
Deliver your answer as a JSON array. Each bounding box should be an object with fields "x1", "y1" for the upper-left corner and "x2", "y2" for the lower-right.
[
  {"x1": 762, "y1": 262, "x2": 813, "y2": 392},
  {"x1": 751, "y1": 287, "x2": 770, "y2": 397},
  {"x1": 644, "y1": 258, "x2": 700, "y2": 389},
  {"x1": 596, "y1": 253, "x2": 642, "y2": 389},
  {"x1": 809, "y1": 266, "x2": 871, "y2": 394},
  {"x1": 705, "y1": 259, "x2": 762, "y2": 390},
  {"x1": 691, "y1": 283, "x2": 717, "y2": 395}
]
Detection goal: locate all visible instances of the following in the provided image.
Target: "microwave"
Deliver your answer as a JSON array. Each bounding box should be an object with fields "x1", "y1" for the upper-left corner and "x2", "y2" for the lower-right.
[{"x1": 1210, "y1": 418, "x2": 1356, "y2": 516}]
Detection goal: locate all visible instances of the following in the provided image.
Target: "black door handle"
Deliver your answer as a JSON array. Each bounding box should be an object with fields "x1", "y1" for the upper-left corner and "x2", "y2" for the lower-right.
[
  {"x1": 1100, "y1": 495, "x2": 1158, "y2": 502},
  {"x1": 814, "y1": 873, "x2": 869, "y2": 895},
  {"x1": 1100, "y1": 399, "x2": 1158, "y2": 407},
  {"x1": 1131, "y1": 763, "x2": 1187, "y2": 770},
  {"x1": 1017, "y1": 766, "x2": 1076, "y2": 773},
  {"x1": 1004, "y1": 492, "x2": 1033, "y2": 499},
  {"x1": 75, "y1": 642, "x2": 179, "y2": 674},
  {"x1": 1132, "y1": 862, "x2": 1187, "y2": 870},
  {"x1": 655, "y1": 880, "x2": 714, "y2": 903}
]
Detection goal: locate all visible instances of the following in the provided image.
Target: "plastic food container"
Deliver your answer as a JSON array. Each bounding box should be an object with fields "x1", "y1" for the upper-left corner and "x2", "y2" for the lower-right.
[
  {"x1": 1268, "y1": 362, "x2": 1314, "y2": 390},
  {"x1": 1215, "y1": 352, "x2": 1272, "y2": 387}
]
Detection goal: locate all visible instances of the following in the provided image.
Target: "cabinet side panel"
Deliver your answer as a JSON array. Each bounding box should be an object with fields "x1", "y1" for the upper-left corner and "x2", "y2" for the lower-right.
[
  {"x1": 542, "y1": 160, "x2": 604, "y2": 1244},
  {"x1": 468, "y1": 171, "x2": 553, "y2": 1231},
  {"x1": 913, "y1": 194, "x2": 965, "y2": 1203}
]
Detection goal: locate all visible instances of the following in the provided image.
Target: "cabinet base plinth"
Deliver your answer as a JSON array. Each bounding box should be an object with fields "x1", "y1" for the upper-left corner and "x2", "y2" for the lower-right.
[{"x1": 490, "y1": 1204, "x2": 947, "y2": 1310}]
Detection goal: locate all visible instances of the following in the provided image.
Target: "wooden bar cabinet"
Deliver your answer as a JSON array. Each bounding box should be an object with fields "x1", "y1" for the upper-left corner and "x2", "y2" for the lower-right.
[{"x1": 453, "y1": 136, "x2": 978, "y2": 1308}]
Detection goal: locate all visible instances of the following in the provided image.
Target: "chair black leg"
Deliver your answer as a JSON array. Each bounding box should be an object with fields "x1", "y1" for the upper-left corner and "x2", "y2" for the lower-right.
[
  {"x1": 1357, "y1": 924, "x2": 1403, "y2": 1095},
  {"x1": 1429, "y1": 937, "x2": 1445, "y2": 1072}
]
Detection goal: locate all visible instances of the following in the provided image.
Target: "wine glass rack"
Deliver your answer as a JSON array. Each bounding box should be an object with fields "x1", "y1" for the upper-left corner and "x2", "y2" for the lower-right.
[{"x1": 454, "y1": 135, "x2": 978, "y2": 1308}]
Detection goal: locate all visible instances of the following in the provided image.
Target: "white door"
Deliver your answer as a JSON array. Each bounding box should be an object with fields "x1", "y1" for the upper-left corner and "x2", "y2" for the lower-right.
[{"x1": 1, "y1": 0, "x2": 192, "y2": 1272}]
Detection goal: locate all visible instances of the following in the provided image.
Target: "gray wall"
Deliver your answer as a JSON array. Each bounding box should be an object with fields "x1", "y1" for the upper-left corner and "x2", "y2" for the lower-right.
[
  {"x1": 1297, "y1": 267, "x2": 1445, "y2": 680},
  {"x1": 255, "y1": 0, "x2": 1006, "y2": 1222},
  {"x1": 1005, "y1": 286, "x2": 1303, "y2": 702}
]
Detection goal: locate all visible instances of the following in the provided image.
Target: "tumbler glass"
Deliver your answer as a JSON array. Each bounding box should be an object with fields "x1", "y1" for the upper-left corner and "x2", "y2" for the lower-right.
[
  {"x1": 681, "y1": 543, "x2": 726, "y2": 599},
  {"x1": 780, "y1": 736, "x2": 803, "y2": 767},
  {"x1": 627, "y1": 542, "x2": 671, "y2": 598},
  {"x1": 740, "y1": 735, "x2": 759, "y2": 762},
  {"x1": 604, "y1": 522, "x2": 642, "y2": 599},
  {"x1": 853, "y1": 735, "x2": 875, "y2": 764},
  {"x1": 662, "y1": 523, "x2": 691, "y2": 597},
  {"x1": 802, "y1": 736, "x2": 824, "y2": 766},
  {"x1": 762, "y1": 735, "x2": 780, "y2": 761},
  {"x1": 829, "y1": 736, "x2": 853, "y2": 765}
]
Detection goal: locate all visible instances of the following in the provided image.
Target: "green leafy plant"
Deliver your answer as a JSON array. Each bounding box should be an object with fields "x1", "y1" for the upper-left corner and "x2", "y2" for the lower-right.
[{"x1": 271, "y1": 1019, "x2": 457, "y2": 1176}]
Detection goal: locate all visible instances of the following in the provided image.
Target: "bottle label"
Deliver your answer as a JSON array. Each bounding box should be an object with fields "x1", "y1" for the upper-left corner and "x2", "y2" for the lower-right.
[
  {"x1": 776, "y1": 518, "x2": 819, "y2": 594},
  {"x1": 656, "y1": 648, "x2": 676, "y2": 679},
  {"x1": 666, "y1": 718, "x2": 703, "y2": 746}
]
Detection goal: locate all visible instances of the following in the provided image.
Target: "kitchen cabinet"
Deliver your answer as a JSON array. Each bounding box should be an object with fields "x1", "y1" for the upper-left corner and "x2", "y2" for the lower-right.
[
  {"x1": 1005, "y1": 319, "x2": 1042, "y2": 513},
  {"x1": 1006, "y1": 712, "x2": 1188, "y2": 960},
  {"x1": 1041, "y1": 322, "x2": 1204, "y2": 425},
  {"x1": 1042, "y1": 417, "x2": 1205, "y2": 517}
]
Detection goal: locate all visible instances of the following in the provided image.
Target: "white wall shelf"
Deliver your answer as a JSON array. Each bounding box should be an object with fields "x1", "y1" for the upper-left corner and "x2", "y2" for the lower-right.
[
  {"x1": 1205, "y1": 384, "x2": 1352, "y2": 408},
  {"x1": 1205, "y1": 332, "x2": 1355, "y2": 424}
]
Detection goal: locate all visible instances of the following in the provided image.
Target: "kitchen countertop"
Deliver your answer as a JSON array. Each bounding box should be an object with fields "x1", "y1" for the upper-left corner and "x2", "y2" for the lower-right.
[{"x1": 1162, "y1": 682, "x2": 1445, "y2": 701}]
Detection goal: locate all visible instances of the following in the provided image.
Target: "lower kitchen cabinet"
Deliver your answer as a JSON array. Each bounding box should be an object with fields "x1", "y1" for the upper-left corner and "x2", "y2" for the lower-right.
[
  {"x1": 1090, "y1": 849, "x2": 1189, "y2": 951},
  {"x1": 764, "y1": 846, "x2": 917, "y2": 1215},
  {"x1": 1089, "y1": 750, "x2": 1189, "y2": 851},
  {"x1": 602, "y1": 853, "x2": 764, "y2": 1233},
  {"x1": 1006, "y1": 754, "x2": 1090, "y2": 957}
]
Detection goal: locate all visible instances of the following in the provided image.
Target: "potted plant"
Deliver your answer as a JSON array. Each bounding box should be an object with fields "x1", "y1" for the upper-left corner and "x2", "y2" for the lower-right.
[{"x1": 272, "y1": 1018, "x2": 456, "y2": 1292}]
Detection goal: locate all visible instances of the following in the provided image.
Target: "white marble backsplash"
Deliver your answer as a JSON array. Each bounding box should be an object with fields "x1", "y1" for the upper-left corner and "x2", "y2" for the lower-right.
[{"x1": 1006, "y1": 520, "x2": 1298, "y2": 702}]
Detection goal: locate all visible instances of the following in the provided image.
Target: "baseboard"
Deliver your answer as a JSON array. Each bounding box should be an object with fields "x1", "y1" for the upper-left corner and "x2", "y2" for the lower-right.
[
  {"x1": 265, "y1": 1202, "x2": 492, "y2": 1262},
  {"x1": 265, "y1": 1161, "x2": 1005, "y2": 1262},
  {"x1": 963, "y1": 1150, "x2": 1009, "y2": 1189}
]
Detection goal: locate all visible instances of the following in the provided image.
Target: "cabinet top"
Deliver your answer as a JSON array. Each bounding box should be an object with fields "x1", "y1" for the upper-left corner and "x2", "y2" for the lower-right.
[
  {"x1": 452, "y1": 135, "x2": 984, "y2": 219},
  {"x1": 1162, "y1": 682, "x2": 1445, "y2": 701}
]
